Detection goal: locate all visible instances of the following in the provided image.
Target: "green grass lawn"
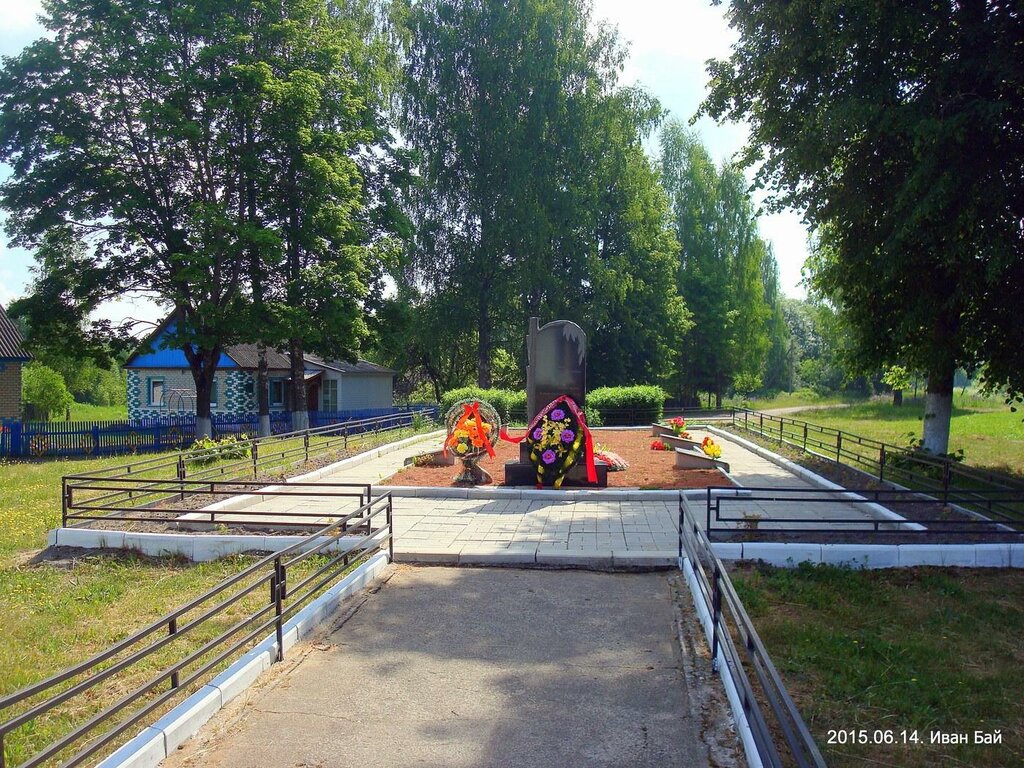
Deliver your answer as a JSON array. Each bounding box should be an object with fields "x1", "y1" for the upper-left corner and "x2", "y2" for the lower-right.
[
  {"x1": 727, "y1": 390, "x2": 866, "y2": 411},
  {"x1": 732, "y1": 562, "x2": 1024, "y2": 768},
  {"x1": 0, "y1": 422, "x2": 435, "y2": 765},
  {"x1": 67, "y1": 402, "x2": 130, "y2": 421},
  {"x1": 787, "y1": 397, "x2": 1024, "y2": 476}
]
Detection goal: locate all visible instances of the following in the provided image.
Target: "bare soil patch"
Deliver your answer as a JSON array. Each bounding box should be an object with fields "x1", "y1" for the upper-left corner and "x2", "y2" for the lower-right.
[{"x1": 387, "y1": 428, "x2": 735, "y2": 490}]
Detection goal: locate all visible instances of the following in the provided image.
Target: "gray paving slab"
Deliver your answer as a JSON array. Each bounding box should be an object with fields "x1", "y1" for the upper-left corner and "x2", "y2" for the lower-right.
[
  {"x1": 165, "y1": 566, "x2": 734, "y2": 768},
  {"x1": 183, "y1": 428, "x2": 902, "y2": 560}
]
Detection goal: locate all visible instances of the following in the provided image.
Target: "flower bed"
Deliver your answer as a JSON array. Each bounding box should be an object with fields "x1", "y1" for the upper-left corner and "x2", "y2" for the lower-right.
[{"x1": 387, "y1": 429, "x2": 735, "y2": 490}]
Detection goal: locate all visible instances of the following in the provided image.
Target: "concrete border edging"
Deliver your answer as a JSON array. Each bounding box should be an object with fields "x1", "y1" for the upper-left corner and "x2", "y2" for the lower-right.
[
  {"x1": 94, "y1": 552, "x2": 390, "y2": 768},
  {"x1": 703, "y1": 425, "x2": 925, "y2": 532},
  {"x1": 198, "y1": 429, "x2": 446, "y2": 515},
  {"x1": 48, "y1": 527, "x2": 389, "y2": 563},
  {"x1": 679, "y1": 556, "x2": 763, "y2": 768},
  {"x1": 709, "y1": 541, "x2": 1023, "y2": 569}
]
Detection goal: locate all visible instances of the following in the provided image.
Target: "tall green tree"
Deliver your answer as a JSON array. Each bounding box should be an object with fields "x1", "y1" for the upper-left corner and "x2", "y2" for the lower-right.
[
  {"x1": 660, "y1": 121, "x2": 769, "y2": 405},
  {"x1": 1, "y1": 0, "x2": 387, "y2": 436},
  {"x1": 702, "y1": 0, "x2": 1024, "y2": 453},
  {"x1": 760, "y1": 246, "x2": 793, "y2": 392},
  {"x1": 399, "y1": 0, "x2": 632, "y2": 387}
]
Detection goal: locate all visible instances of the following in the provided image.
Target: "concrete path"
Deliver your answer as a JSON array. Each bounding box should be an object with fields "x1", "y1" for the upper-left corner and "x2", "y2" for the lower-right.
[
  {"x1": 165, "y1": 566, "x2": 740, "y2": 768},
  {"x1": 189, "y1": 428, "x2": 900, "y2": 564}
]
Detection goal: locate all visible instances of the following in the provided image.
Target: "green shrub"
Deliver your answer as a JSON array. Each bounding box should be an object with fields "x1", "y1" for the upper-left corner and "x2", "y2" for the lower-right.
[
  {"x1": 586, "y1": 385, "x2": 668, "y2": 425},
  {"x1": 187, "y1": 434, "x2": 251, "y2": 465},
  {"x1": 21, "y1": 363, "x2": 74, "y2": 419},
  {"x1": 440, "y1": 387, "x2": 524, "y2": 423}
]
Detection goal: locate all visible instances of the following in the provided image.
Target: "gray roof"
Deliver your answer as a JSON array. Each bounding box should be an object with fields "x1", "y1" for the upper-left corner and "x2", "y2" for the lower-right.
[
  {"x1": 224, "y1": 344, "x2": 292, "y2": 371},
  {"x1": 305, "y1": 353, "x2": 396, "y2": 375},
  {"x1": 0, "y1": 304, "x2": 31, "y2": 362}
]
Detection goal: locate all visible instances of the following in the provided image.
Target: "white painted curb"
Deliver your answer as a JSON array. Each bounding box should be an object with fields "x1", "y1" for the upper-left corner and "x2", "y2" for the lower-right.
[
  {"x1": 680, "y1": 556, "x2": 763, "y2": 768},
  {"x1": 704, "y1": 425, "x2": 925, "y2": 532},
  {"x1": 49, "y1": 527, "x2": 390, "y2": 563},
  {"x1": 195, "y1": 429, "x2": 445, "y2": 516},
  {"x1": 94, "y1": 552, "x2": 390, "y2": 768}
]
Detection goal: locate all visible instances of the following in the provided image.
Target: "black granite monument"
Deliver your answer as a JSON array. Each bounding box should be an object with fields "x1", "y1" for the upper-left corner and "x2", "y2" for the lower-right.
[{"x1": 504, "y1": 317, "x2": 608, "y2": 487}]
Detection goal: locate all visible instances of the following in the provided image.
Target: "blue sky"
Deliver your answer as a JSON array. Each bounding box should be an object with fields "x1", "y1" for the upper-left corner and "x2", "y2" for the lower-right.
[{"x1": 0, "y1": 0, "x2": 811, "y2": 317}]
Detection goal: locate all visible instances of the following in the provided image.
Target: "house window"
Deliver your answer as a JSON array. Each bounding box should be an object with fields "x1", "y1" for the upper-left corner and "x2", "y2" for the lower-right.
[
  {"x1": 243, "y1": 378, "x2": 255, "y2": 397},
  {"x1": 322, "y1": 379, "x2": 338, "y2": 411},
  {"x1": 210, "y1": 377, "x2": 219, "y2": 408},
  {"x1": 269, "y1": 379, "x2": 287, "y2": 408},
  {"x1": 148, "y1": 378, "x2": 165, "y2": 407}
]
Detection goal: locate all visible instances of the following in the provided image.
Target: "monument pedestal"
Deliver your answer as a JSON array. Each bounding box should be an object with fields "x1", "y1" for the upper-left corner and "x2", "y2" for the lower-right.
[{"x1": 504, "y1": 443, "x2": 609, "y2": 488}]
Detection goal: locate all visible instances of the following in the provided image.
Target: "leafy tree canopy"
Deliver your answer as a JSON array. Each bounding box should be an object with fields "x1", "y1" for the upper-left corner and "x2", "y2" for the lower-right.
[{"x1": 701, "y1": 0, "x2": 1024, "y2": 448}]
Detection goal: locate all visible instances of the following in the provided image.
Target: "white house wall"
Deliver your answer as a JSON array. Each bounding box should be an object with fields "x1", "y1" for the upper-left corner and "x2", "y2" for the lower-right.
[
  {"x1": 127, "y1": 369, "x2": 393, "y2": 419},
  {"x1": 338, "y1": 374, "x2": 393, "y2": 410},
  {"x1": 127, "y1": 369, "x2": 258, "y2": 420}
]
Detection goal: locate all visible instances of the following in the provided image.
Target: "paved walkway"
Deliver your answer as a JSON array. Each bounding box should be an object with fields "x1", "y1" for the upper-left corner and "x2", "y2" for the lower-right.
[
  {"x1": 192, "y1": 428, "x2": 900, "y2": 564},
  {"x1": 164, "y1": 566, "x2": 740, "y2": 768}
]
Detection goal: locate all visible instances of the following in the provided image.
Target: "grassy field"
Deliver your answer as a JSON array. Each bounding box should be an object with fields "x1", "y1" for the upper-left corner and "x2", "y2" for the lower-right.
[
  {"x1": 732, "y1": 562, "x2": 1024, "y2": 768},
  {"x1": 727, "y1": 390, "x2": 866, "y2": 411},
  {"x1": 0, "y1": 422, "x2": 435, "y2": 765},
  {"x1": 787, "y1": 397, "x2": 1024, "y2": 476},
  {"x1": 67, "y1": 402, "x2": 130, "y2": 420}
]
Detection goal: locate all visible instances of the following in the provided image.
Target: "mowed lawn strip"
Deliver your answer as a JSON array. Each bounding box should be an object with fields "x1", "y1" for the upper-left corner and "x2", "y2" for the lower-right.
[
  {"x1": 0, "y1": 424, "x2": 429, "y2": 765},
  {"x1": 730, "y1": 562, "x2": 1024, "y2": 768},
  {"x1": 787, "y1": 399, "x2": 1024, "y2": 477}
]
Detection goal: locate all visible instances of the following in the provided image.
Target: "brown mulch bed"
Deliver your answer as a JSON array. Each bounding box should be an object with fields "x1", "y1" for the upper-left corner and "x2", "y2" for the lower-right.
[{"x1": 387, "y1": 428, "x2": 735, "y2": 490}]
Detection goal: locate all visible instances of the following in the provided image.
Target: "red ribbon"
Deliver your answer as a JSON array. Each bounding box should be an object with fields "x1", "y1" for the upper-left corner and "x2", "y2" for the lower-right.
[
  {"x1": 500, "y1": 396, "x2": 596, "y2": 484},
  {"x1": 445, "y1": 400, "x2": 496, "y2": 458}
]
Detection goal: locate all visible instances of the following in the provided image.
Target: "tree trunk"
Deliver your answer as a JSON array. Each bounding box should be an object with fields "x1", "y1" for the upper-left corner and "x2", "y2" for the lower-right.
[
  {"x1": 289, "y1": 337, "x2": 308, "y2": 432},
  {"x1": 892, "y1": 389, "x2": 903, "y2": 407},
  {"x1": 922, "y1": 364, "x2": 954, "y2": 454},
  {"x1": 477, "y1": 295, "x2": 492, "y2": 388},
  {"x1": 183, "y1": 345, "x2": 221, "y2": 439},
  {"x1": 257, "y1": 344, "x2": 270, "y2": 437}
]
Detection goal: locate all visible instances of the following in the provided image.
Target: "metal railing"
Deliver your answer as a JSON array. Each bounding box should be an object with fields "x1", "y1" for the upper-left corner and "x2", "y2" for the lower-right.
[
  {"x1": 702, "y1": 486, "x2": 1024, "y2": 539},
  {"x1": 504, "y1": 405, "x2": 734, "y2": 426},
  {"x1": 678, "y1": 494, "x2": 827, "y2": 768},
  {"x1": 729, "y1": 408, "x2": 1024, "y2": 524},
  {"x1": 62, "y1": 479, "x2": 372, "y2": 529},
  {"x1": 59, "y1": 411, "x2": 439, "y2": 526},
  {"x1": 0, "y1": 493, "x2": 394, "y2": 768}
]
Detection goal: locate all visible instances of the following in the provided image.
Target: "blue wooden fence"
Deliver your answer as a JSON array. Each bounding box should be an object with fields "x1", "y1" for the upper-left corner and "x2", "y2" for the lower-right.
[{"x1": 0, "y1": 405, "x2": 437, "y2": 459}]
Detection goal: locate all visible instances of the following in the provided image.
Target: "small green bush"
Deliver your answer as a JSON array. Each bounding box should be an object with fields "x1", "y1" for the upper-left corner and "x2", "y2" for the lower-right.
[
  {"x1": 187, "y1": 434, "x2": 251, "y2": 465},
  {"x1": 586, "y1": 385, "x2": 668, "y2": 425},
  {"x1": 441, "y1": 387, "x2": 524, "y2": 423}
]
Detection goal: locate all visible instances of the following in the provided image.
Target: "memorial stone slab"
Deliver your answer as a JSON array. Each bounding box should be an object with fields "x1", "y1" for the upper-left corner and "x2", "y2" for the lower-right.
[{"x1": 526, "y1": 317, "x2": 586, "y2": 422}]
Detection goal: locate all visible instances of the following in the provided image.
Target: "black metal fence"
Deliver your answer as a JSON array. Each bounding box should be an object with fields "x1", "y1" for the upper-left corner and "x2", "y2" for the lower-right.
[
  {"x1": 59, "y1": 411, "x2": 438, "y2": 527},
  {"x1": 677, "y1": 494, "x2": 827, "y2": 768},
  {"x1": 62, "y1": 479, "x2": 373, "y2": 530},
  {"x1": 0, "y1": 493, "x2": 394, "y2": 768},
  {"x1": 701, "y1": 486, "x2": 1024, "y2": 539},
  {"x1": 504, "y1": 405, "x2": 735, "y2": 426},
  {"x1": 729, "y1": 408, "x2": 1024, "y2": 523}
]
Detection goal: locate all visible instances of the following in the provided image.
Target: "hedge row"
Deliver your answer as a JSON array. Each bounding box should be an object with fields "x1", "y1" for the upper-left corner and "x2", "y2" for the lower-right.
[
  {"x1": 586, "y1": 385, "x2": 668, "y2": 425},
  {"x1": 441, "y1": 385, "x2": 666, "y2": 426},
  {"x1": 440, "y1": 388, "x2": 526, "y2": 423}
]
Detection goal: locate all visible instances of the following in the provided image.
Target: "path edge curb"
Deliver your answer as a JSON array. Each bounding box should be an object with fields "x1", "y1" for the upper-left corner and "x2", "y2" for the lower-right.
[{"x1": 93, "y1": 552, "x2": 391, "y2": 768}]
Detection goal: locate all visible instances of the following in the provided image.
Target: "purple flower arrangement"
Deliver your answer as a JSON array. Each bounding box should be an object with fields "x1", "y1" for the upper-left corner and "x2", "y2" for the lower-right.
[{"x1": 525, "y1": 396, "x2": 587, "y2": 489}]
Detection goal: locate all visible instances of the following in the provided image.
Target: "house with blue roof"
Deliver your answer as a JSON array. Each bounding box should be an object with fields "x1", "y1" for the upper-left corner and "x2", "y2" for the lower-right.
[{"x1": 125, "y1": 317, "x2": 395, "y2": 420}]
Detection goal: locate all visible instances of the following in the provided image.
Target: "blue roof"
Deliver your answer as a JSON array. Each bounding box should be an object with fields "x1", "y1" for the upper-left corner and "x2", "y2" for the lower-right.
[{"x1": 126, "y1": 322, "x2": 240, "y2": 369}]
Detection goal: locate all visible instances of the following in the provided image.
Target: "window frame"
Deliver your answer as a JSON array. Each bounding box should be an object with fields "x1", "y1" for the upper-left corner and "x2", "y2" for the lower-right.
[
  {"x1": 269, "y1": 378, "x2": 287, "y2": 408},
  {"x1": 147, "y1": 377, "x2": 165, "y2": 407}
]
